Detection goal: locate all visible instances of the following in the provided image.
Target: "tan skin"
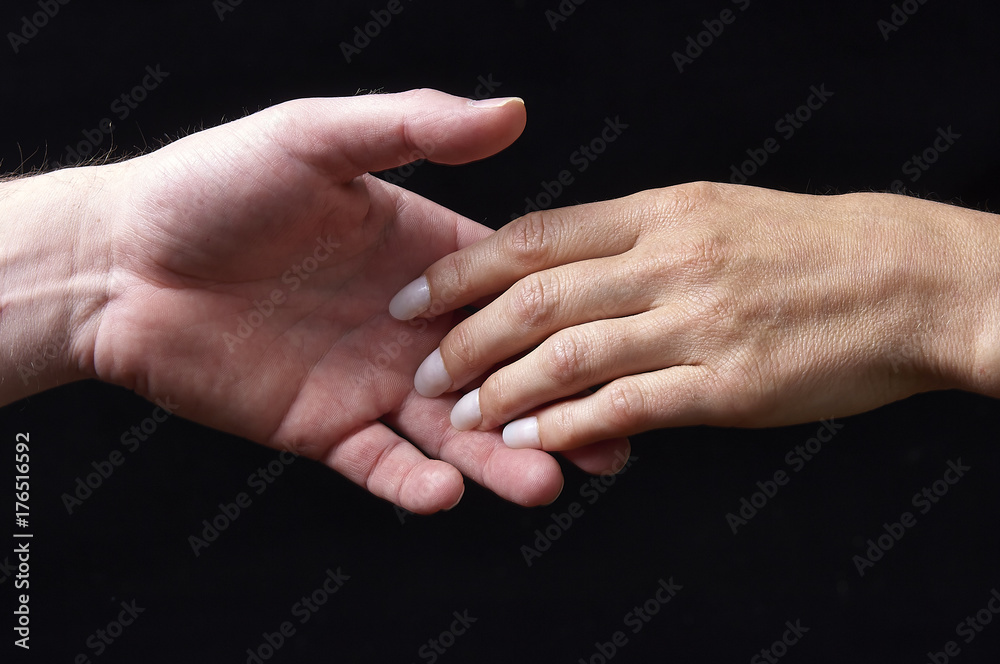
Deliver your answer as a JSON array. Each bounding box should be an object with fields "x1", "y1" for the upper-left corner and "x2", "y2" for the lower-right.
[{"x1": 402, "y1": 182, "x2": 1000, "y2": 450}]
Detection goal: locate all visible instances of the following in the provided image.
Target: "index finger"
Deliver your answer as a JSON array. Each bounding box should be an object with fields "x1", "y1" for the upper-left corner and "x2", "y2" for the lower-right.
[{"x1": 388, "y1": 195, "x2": 645, "y2": 321}]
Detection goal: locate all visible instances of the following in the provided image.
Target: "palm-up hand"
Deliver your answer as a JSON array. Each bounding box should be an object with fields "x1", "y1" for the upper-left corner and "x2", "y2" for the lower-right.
[{"x1": 79, "y1": 90, "x2": 628, "y2": 513}]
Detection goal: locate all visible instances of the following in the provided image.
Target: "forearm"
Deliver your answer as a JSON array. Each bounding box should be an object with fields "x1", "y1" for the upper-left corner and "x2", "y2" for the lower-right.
[{"x1": 0, "y1": 167, "x2": 113, "y2": 406}]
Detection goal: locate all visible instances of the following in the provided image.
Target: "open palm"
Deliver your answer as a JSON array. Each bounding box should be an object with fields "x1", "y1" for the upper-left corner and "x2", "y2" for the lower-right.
[{"x1": 87, "y1": 91, "x2": 622, "y2": 512}]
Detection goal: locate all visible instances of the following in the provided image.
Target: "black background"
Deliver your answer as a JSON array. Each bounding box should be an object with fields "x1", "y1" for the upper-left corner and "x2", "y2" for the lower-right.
[{"x1": 2, "y1": 0, "x2": 1000, "y2": 662}]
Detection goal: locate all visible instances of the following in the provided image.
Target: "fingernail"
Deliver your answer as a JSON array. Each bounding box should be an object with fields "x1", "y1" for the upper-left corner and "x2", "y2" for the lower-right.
[
  {"x1": 450, "y1": 389, "x2": 482, "y2": 431},
  {"x1": 389, "y1": 276, "x2": 430, "y2": 320},
  {"x1": 503, "y1": 417, "x2": 540, "y2": 449},
  {"x1": 414, "y1": 348, "x2": 452, "y2": 398},
  {"x1": 468, "y1": 96, "x2": 524, "y2": 109},
  {"x1": 444, "y1": 485, "x2": 465, "y2": 511}
]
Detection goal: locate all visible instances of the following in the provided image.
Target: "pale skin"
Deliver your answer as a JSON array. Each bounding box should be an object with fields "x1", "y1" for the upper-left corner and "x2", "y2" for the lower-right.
[
  {"x1": 0, "y1": 89, "x2": 630, "y2": 514},
  {"x1": 395, "y1": 183, "x2": 1000, "y2": 450}
]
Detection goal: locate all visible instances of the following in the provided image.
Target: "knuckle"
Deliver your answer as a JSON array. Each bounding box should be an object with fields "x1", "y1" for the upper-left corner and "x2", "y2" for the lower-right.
[
  {"x1": 549, "y1": 402, "x2": 577, "y2": 441},
  {"x1": 506, "y1": 210, "x2": 559, "y2": 268},
  {"x1": 603, "y1": 379, "x2": 647, "y2": 429},
  {"x1": 674, "y1": 232, "x2": 728, "y2": 276},
  {"x1": 252, "y1": 103, "x2": 303, "y2": 149},
  {"x1": 639, "y1": 181, "x2": 725, "y2": 233},
  {"x1": 670, "y1": 180, "x2": 721, "y2": 210},
  {"x1": 440, "y1": 251, "x2": 476, "y2": 304},
  {"x1": 443, "y1": 323, "x2": 480, "y2": 372},
  {"x1": 641, "y1": 232, "x2": 729, "y2": 294},
  {"x1": 480, "y1": 372, "x2": 517, "y2": 424},
  {"x1": 399, "y1": 87, "x2": 434, "y2": 101},
  {"x1": 543, "y1": 329, "x2": 588, "y2": 387},
  {"x1": 509, "y1": 273, "x2": 558, "y2": 330},
  {"x1": 276, "y1": 435, "x2": 321, "y2": 462}
]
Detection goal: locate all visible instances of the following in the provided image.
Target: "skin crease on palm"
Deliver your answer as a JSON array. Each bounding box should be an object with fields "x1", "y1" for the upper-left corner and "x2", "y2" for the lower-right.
[
  {"x1": 396, "y1": 183, "x2": 1000, "y2": 451},
  {"x1": 6, "y1": 90, "x2": 630, "y2": 515}
]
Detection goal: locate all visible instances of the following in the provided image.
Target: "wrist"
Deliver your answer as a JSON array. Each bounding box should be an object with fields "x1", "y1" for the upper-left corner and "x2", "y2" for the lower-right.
[
  {"x1": 0, "y1": 165, "x2": 117, "y2": 405},
  {"x1": 899, "y1": 195, "x2": 1000, "y2": 398},
  {"x1": 953, "y1": 205, "x2": 1000, "y2": 398}
]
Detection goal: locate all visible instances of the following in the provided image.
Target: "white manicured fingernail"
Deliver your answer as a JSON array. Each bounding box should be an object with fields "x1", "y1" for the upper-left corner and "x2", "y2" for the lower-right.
[
  {"x1": 389, "y1": 276, "x2": 430, "y2": 320},
  {"x1": 450, "y1": 389, "x2": 482, "y2": 431},
  {"x1": 503, "y1": 417, "x2": 540, "y2": 449},
  {"x1": 414, "y1": 348, "x2": 452, "y2": 398}
]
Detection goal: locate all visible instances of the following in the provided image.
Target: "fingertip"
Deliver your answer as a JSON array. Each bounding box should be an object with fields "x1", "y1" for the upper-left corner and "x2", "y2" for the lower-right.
[
  {"x1": 414, "y1": 348, "x2": 453, "y2": 398},
  {"x1": 542, "y1": 473, "x2": 566, "y2": 507},
  {"x1": 389, "y1": 276, "x2": 430, "y2": 320},
  {"x1": 413, "y1": 89, "x2": 525, "y2": 165},
  {"x1": 404, "y1": 460, "x2": 464, "y2": 515},
  {"x1": 467, "y1": 96, "x2": 526, "y2": 143},
  {"x1": 450, "y1": 388, "x2": 482, "y2": 431},
  {"x1": 496, "y1": 448, "x2": 564, "y2": 507},
  {"x1": 502, "y1": 417, "x2": 541, "y2": 449},
  {"x1": 443, "y1": 484, "x2": 466, "y2": 512}
]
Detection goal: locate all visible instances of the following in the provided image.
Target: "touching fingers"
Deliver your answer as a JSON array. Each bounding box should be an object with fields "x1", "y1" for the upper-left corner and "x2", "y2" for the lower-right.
[
  {"x1": 314, "y1": 420, "x2": 466, "y2": 515},
  {"x1": 450, "y1": 309, "x2": 698, "y2": 430},
  {"x1": 413, "y1": 253, "x2": 658, "y2": 397},
  {"x1": 389, "y1": 198, "x2": 643, "y2": 321},
  {"x1": 499, "y1": 366, "x2": 718, "y2": 452},
  {"x1": 384, "y1": 391, "x2": 567, "y2": 508}
]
